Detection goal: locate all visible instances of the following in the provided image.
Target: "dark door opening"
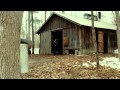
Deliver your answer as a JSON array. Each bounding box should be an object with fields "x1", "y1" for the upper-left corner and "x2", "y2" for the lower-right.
[
  {"x1": 104, "y1": 32, "x2": 108, "y2": 53},
  {"x1": 51, "y1": 30, "x2": 63, "y2": 55}
]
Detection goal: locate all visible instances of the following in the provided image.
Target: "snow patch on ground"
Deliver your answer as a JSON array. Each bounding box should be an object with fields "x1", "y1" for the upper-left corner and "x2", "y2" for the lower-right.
[
  {"x1": 30, "y1": 48, "x2": 39, "y2": 54},
  {"x1": 82, "y1": 57, "x2": 120, "y2": 70},
  {"x1": 82, "y1": 63, "x2": 90, "y2": 67},
  {"x1": 113, "y1": 49, "x2": 118, "y2": 53}
]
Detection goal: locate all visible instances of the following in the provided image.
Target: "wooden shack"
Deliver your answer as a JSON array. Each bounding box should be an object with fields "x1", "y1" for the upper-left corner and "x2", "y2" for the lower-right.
[{"x1": 36, "y1": 13, "x2": 117, "y2": 55}]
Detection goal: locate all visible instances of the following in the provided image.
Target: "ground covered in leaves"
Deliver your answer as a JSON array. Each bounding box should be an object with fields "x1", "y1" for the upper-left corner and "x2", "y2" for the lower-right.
[{"x1": 21, "y1": 53, "x2": 120, "y2": 79}]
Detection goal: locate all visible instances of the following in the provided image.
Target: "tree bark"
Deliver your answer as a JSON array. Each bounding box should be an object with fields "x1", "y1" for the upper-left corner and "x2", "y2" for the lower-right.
[
  {"x1": 31, "y1": 11, "x2": 34, "y2": 54},
  {"x1": 115, "y1": 11, "x2": 120, "y2": 60},
  {"x1": 0, "y1": 11, "x2": 23, "y2": 79},
  {"x1": 28, "y1": 11, "x2": 31, "y2": 40},
  {"x1": 62, "y1": 11, "x2": 65, "y2": 14},
  {"x1": 91, "y1": 11, "x2": 99, "y2": 69},
  {"x1": 45, "y1": 11, "x2": 47, "y2": 22}
]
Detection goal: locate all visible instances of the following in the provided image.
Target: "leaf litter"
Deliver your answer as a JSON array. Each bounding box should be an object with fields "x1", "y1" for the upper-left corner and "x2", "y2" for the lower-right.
[{"x1": 21, "y1": 53, "x2": 120, "y2": 79}]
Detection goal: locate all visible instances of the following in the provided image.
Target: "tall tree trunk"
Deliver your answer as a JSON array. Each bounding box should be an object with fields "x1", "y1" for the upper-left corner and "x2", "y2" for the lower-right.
[
  {"x1": 62, "y1": 11, "x2": 65, "y2": 14},
  {"x1": 112, "y1": 11, "x2": 117, "y2": 25},
  {"x1": 115, "y1": 11, "x2": 120, "y2": 60},
  {"x1": 91, "y1": 11, "x2": 99, "y2": 69},
  {"x1": 31, "y1": 11, "x2": 34, "y2": 54},
  {"x1": 50, "y1": 11, "x2": 52, "y2": 15},
  {"x1": 26, "y1": 19, "x2": 28, "y2": 39},
  {"x1": 45, "y1": 11, "x2": 47, "y2": 22},
  {"x1": 0, "y1": 11, "x2": 23, "y2": 79},
  {"x1": 71, "y1": 11, "x2": 72, "y2": 15},
  {"x1": 28, "y1": 11, "x2": 31, "y2": 40}
]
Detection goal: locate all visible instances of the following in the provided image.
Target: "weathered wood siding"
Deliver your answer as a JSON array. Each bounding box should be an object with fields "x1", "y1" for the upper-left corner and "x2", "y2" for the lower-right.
[
  {"x1": 80, "y1": 26, "x2": 94, "y2": 54},
  {"x1": 40, "y1": 31, "x2": 51, "y2": 54},
  {"x1": 98, "y1": 30, "x2": 104, "y2": 52},
  {"x1": 39, "y1": 14, "x2": 117, "y2": 54},
  {"x1": 108, "y1": 30, "x2": 117, "y2": 52},
  {"x1": 63, "y1": 23, "x2": 79, "y2": 49},
  {"x1": 40, "y1": 15, "x2": 81, "y2": 54},
  {"x1": 40, "y1": 16, "x2": 64, "y2": 54},
  {"x1": 41, "y1": 16, "x2": 64, "y2": 32}
]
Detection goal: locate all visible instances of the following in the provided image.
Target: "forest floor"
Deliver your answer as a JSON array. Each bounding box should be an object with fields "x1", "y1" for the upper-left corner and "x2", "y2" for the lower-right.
[{"x1": 21, "y1": 53, "x2": 120, "y2": 79}]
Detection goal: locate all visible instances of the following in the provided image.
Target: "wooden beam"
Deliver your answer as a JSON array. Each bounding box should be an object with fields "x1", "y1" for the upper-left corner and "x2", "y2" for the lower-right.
[
  {"x1": 79, "y1": 26, "x2": 82, "y2": 54},
  {"x1": 62, "y1": 30, "x2": 64, "y2": 54},
  {"x1": 48, "y1": 28, "x2": 63, "y2": 32}
]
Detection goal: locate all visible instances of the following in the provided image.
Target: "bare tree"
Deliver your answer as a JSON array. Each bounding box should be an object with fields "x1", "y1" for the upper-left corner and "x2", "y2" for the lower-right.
[
  {"x1": 31, "y1": 11, "x2": 34, "y2": 54},
  {"x1": 62, "y1": 11, "x2": 65, "y2": 14},
  {"x1": 115, "y1": 11, "x2": 120, "y2": 60},
  {"x1": 45, "y1": 11, "x2": 47, "y2": 22},
  {"x1": 0, "y1": 11, "x2": 23, "y2": 79},
  {"x1": 91, "y1": 11, "x2": 100, "y2": 69},
  {"x1": 50, "y1": 11, "x2": 52, "y2": 15},
  {"x1": 21, "y1": 26, "x2": 26, "y2": 38},
  {"x1": 26, "y1": 19, "x2": 28, "y2": 39},
  {"x1": 28, "y1": 11, "x2": 31, "y2": 40}
]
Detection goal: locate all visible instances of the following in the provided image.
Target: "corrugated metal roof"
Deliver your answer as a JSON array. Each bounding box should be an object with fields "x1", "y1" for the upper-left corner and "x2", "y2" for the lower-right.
[{"x1": 37, "y1": 12, "x2": 116, "y2": 34}]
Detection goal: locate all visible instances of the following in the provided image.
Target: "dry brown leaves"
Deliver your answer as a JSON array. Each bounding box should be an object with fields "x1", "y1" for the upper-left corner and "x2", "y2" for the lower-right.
[{"x1": 21, "y1": 53, "x2": 120, "y2": 79}]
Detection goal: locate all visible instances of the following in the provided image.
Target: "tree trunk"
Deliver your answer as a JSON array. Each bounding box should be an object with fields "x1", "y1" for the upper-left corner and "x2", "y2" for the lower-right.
[
  {"x1": 62, "y1": 11, "x2": 65, "y2": 14},
  {"x1": 91, "y1": 11, "x2": 99, "y2": 69},
  {"x1": 115, "y1": 11, "x2": 120, "y2": 60},
  {"x1": 26, "y1": 19, "x2": 28, "y2": 39},
  {"x1": 50, "y1": 11, "x2": 52, "y2": 15},
  {"x1": 0, "y1": 11, "x2": 23, "y2": 79},
  {"x1": 45, "y1": 11, "x2": 47, "y2": 22},
  {"x1": 31, "y1": 11, "x2": 34, "y2": 54},
  {"x1": 28, "y1": 11, "x2": 31, "y2": 40}
]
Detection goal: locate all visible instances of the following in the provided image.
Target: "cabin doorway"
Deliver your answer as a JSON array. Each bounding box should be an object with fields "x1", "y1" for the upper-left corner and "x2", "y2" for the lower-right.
[
  {"x1": 104, "y1": 32, "x2": 108, "y2": 53},
  {"x1": 97, "y1": 30, "x2": 108, "y2": 53},
  {"x1": 98, "y1": 31, "x2": 104, "y2": 53},
  {"x1": 51, "y1": 30, "x2": 63, "y2": 55}
]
